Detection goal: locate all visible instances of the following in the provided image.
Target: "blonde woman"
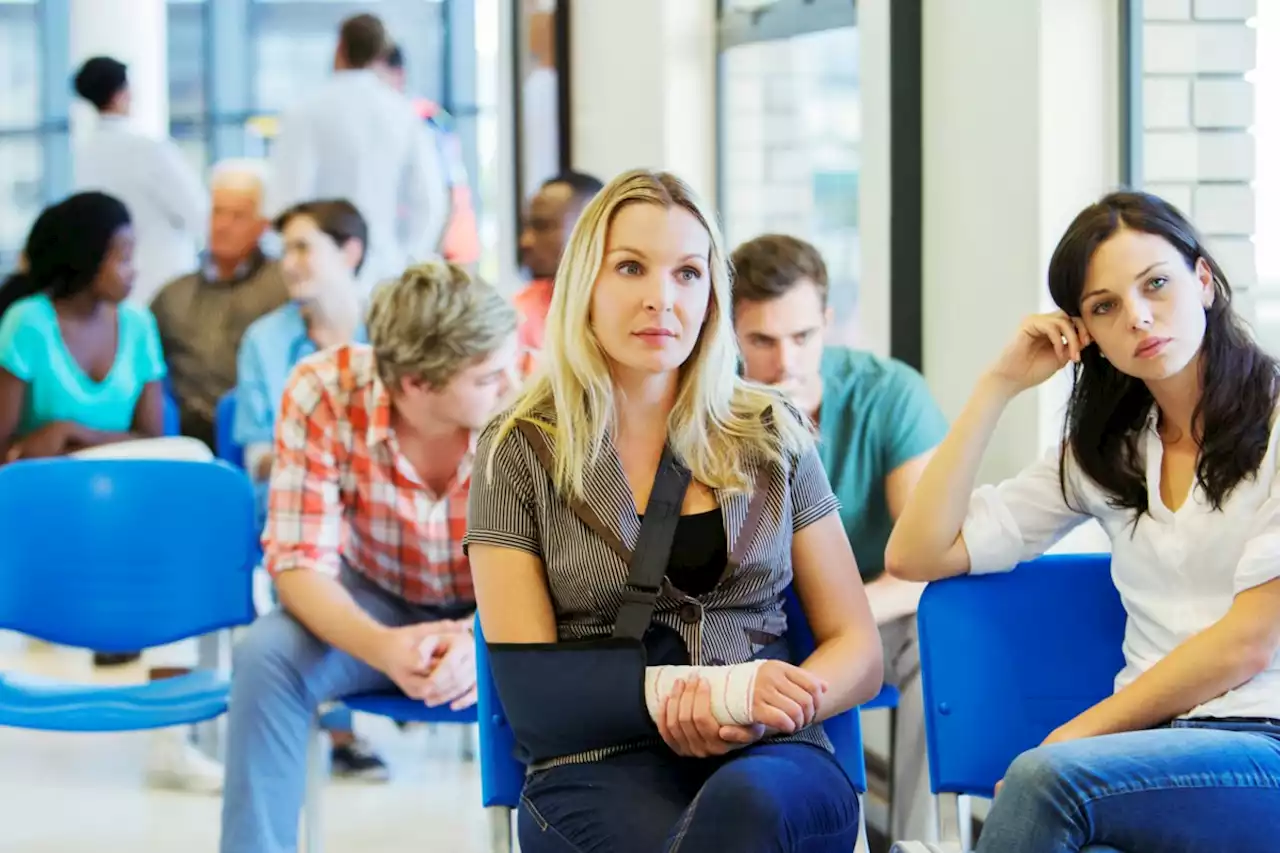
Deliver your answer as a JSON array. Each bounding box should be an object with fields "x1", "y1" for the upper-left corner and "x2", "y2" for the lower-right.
[{"x1": 466, "y1": 170, "x2": 883, "y2": 852}]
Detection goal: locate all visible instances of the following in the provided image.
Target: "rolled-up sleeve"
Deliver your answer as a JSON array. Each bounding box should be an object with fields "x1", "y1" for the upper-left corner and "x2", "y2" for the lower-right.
[
  {"x1": 1232, "y1": 473, "x2": 1280, "y2": 595},
  {"x1": 790, "y1": 445, "x2": 841, "y2": 533},
  {"x1": 962, "y1": 447, "x2": 1091, "y2": 575},
  {"x1": 262, "y1": 363, "x2": 344, "y2": 579},
  {"x1": 464, "y1": 420, "x2": 541, "y2": 557}
]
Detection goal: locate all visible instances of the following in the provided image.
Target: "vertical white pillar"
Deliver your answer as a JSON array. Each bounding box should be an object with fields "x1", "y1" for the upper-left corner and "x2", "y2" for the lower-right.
[
  {"x1": 570, "y1": 0, "x2": 717, "y2": 201},
  {"x1": 922, "y1": 0, "x2": 1121, "y2": 484},
  {"x1": 69, "y1": 0, "x2": 169, "y2": 140}
]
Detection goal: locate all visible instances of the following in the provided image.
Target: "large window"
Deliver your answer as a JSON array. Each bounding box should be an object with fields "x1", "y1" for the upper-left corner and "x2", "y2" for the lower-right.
[
  {"x1": 720, "y1": 23, "x2": 860, "y2": 339},
  {"x1": 716, "y1": 0, "x2": 923, "y2": 367},
  {"x1": 168, "y1": 0, "x2": 208, "y2": 173},
  {"x1": 0, "y1": 0, "x2": 46, "y2": 268}
]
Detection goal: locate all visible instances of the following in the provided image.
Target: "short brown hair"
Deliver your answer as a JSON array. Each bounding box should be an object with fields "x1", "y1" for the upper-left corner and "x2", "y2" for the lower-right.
[
  {"x1": 367, "y1": 262, "x2": 517, "y2": 390},
  {"x1": 274, "y1": 199, "x2": 368, "y2": 275},
  {"x1": 338, "y1": 14, "x2": 389, "y2": 69},
  {"x1": 730, "y1": 234, "x2": 829, "y2": 311}
]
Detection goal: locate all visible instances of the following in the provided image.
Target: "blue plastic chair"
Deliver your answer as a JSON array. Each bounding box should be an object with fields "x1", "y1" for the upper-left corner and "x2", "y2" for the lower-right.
[
  {"x1": 162, "y1": 386, "x2": 182, "y2": 436},
  {"x1": 912, "y1": 553, "x2": 1125, "y2": 848},
  {"x1": 0, "y1": 459, "x2": 257, "y2": 733},
  {"x1": 477, "y1": 586, "x2": 872, "y2": 852},
  {"x1": 215, "y1": 392, "x2": 245, "y2": 469}
]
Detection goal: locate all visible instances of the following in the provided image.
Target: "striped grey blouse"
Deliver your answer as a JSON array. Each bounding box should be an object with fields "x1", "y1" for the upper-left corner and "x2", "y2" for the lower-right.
[{"x1": 465, "y1": 409, "x2": 842, "y2": 767}]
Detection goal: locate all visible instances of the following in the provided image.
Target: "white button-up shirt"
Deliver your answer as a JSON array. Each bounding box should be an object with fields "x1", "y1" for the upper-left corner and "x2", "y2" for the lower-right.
[
  {"x1": 265, "y1": 70, "x2": 448, "y2": 294},
  {"x1": 75, "y1": 116, "x2": 208, "y2": 306},
  {"x1": 962, "y1": 408, "x2": 1280, "y2": 721}
]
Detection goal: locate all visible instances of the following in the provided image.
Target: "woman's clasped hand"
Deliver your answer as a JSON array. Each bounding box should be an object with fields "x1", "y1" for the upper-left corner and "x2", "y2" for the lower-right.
[{"x1": 656, "y1": 661, "x2": 829, "y2": 758}]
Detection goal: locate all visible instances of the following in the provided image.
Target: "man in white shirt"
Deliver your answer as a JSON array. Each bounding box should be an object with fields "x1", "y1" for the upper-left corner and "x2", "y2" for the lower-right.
[
  {"x1": 72, "y1": 56, "x2": 208, "y2": 307},
  {"x1": 266, "y1": 14, "x2": 448, "y2": 294}
]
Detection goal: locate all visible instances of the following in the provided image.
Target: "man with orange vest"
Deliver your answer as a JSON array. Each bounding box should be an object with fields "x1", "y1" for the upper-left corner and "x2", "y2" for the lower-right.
[{"x1": 514, "y1": 172, "x2": 603, "y2": 366}]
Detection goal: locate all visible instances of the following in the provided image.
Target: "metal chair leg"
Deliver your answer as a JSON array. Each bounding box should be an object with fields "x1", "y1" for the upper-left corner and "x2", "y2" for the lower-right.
[
  {"x1": 854, "y1": 792, "x2": 870, "y2": 853},
  {"x1": 302, "y1": 724, "x2": 329, "y2": 853},
  {"x1": 886, "y1": 704, "x2": 899, "y2": 843},
  {"x1": 486, "y1": 806, "x2": 513, "y2": 853},
  {"x1": 936, "y1": 792, "x2": 972, "y2": 852}
]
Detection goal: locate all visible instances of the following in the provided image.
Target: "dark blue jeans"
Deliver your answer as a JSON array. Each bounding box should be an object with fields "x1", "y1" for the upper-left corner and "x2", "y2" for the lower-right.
[
  {"x1": 976, "y1": 723, "x2": 1280, "y2": 852},
  {"x1": 519, "y1": 742, "x2": 860, "y2": 853}
]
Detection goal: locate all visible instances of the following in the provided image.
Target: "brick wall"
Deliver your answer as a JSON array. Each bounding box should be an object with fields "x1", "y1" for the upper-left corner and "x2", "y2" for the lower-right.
[{"x1": 1140, "y1": 0, "x2": 1258, "y2": 313}]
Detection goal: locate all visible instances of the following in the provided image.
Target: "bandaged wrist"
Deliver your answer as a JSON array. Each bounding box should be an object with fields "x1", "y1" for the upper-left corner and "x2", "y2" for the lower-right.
[{"x1": 644, "y1": 660, "x2": 766, "y2": 726}]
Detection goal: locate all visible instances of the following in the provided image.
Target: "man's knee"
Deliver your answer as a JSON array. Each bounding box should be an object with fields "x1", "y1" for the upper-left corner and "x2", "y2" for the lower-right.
[{"x1": 230, "y1": 611, "x2": 322, "y2": 703}]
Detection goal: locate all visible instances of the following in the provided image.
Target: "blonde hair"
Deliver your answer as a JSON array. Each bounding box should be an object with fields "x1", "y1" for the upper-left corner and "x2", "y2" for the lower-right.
[
  {"x1": 367, "y1": 261, "x2": 517, "y2": 391},
  {"x1": 493, "y1": 169, "x2": 812, "y2": 498}
]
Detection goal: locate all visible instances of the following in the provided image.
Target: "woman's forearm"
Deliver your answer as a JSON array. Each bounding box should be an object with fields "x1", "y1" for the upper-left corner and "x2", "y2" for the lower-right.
[
  {"x1": 885, "y1": 376, "x2": 1016, "y2": 581},
  {"x1": 1054, "y1": 617, "x2": 1273, "y2": 740},
  {"x1": 803, "y1": 630, "x2": 884, "y2": 722}
]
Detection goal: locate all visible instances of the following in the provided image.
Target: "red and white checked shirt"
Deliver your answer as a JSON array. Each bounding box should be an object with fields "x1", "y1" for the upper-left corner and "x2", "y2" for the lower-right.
[{"x1": 264, "y1": 344, "x2": 475, "y2": 605}]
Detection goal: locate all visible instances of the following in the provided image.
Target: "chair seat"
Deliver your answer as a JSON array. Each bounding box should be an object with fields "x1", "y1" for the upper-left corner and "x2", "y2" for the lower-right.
[
  {"x1": 862, "y1": 683, "x2": 900, "y2": 711},
  {"x1": 0, "y1": 669, "x2": 229, "y2": 732},
  {"x1": 341, "y1": 690, "x2": 479, "y2": 724}
]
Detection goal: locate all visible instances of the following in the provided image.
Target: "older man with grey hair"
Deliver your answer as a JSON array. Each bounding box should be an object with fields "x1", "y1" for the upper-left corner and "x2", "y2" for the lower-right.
[{"x1": 151, "y1": 158, "x2": 290, "y2": 449}]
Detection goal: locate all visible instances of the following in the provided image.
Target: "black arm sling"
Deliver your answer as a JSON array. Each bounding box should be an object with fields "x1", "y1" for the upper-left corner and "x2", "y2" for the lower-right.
[{"x1": 485, "y1": 421, "x2": 772, "y2": 764}]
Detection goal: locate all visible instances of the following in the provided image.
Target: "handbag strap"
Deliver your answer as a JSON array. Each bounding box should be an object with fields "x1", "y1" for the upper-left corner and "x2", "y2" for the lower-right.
[{"x1": 514, "y1": 419, "x2": 690, "y2": 640}]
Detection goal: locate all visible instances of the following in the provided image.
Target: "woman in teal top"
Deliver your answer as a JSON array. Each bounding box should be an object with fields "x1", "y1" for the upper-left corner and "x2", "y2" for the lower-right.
[{"x1": 0, "y1": 192, "x2": 167, "y2": 463}]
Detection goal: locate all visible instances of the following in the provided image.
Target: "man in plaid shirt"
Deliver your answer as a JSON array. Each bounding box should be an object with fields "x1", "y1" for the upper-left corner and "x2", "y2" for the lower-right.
[{"x1": 220, "y1": 262, "x2": 519, "y2": 853}]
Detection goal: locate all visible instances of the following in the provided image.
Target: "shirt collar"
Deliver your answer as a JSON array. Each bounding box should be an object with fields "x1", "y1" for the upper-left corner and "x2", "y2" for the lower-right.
[
  {"x1": 201, "y1": 249, "x2": 265, "y2": 285},
  {"x1": 365, "y1": 378, "x2": 479, "y2": 477}
]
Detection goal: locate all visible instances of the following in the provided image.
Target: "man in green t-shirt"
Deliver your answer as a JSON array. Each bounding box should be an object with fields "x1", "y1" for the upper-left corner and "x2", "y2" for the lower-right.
[{"x1": 731, "y1": 234, "x2": 947, "y2": 844}]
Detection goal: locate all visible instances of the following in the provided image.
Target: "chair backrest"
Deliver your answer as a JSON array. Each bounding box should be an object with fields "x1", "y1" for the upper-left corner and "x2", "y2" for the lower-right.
[
  {"x1": 215, "y1": 392, "x2": 245, "y2": 469},
  {"x1": 916, "y1": 553, "x2": 1126, "y2": 797},
  {"x1": 476, "y1": 619, "x2": 525, "y2": 808},
  {"x1": 474, "y1": 585, "x2": 869, "y2": 809},
  {"x1": 0, "y1": 459, "x2": 258, "y2": 651},
  {"x1": 162, "y1": 387, "x2": 181, "y2": 437}
]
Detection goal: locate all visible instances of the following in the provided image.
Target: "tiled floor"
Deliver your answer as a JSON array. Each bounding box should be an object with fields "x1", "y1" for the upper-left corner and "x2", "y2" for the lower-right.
[{"x1": 0, "y1": 633, "x2": 497, "y2": 852}]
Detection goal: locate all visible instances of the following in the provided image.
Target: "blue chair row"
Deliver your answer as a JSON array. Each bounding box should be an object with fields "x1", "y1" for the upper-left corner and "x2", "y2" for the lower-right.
[{"x1": 905, "y1": 552, "x2": 1124, "y2": 850}]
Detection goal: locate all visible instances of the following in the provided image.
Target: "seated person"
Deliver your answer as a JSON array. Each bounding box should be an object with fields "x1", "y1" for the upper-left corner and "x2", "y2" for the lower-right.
[
  {"x1": 0, "y1": 191, "x2": 168, "y2": 462},
  {"x1": 514, "y1": 171, "x2": 603, "y2": 362},
  {"x1": 466, "y1": 169, "x2": 884, "y2": 853},
  {"x1": 886, "y1": 192, "x2": 1280, "y2": 852},
  {"x1": 219, "y1": 263, "x2": 520, "y2": 853},
  {"x1": 150, "y1": 159, "x2": 289, "y2": 449},
  {"x1": 730, "y1": 234, "x2": 947, "y2": 842},
  {"x1": 234, "y1": 198, "x2": 379, "y2": 779},
  {"x1": 235, "y1": 198, "x2": 368, "y2": 517},
  {"x1": 0, "y1": 191, "x2": 218, "y2": 792}
]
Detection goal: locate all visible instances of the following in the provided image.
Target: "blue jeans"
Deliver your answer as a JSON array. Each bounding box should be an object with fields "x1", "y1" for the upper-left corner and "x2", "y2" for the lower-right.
[
  {"x1": 519, "y1": 742, "x2": 860, "y2": 853},
  {"x1": 219, "y1": 567, "x2": 471, "y2": 853},
  {"x1": 976, "y1": 723, "x2": 1280, "y2": 852}
]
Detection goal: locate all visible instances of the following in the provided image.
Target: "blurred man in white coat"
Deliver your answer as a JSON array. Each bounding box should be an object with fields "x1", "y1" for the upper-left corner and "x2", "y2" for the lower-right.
[
  {"x1": 266, "y1": 14, "x2": 448, "y2": 294},
  {"x1": 72, "y1": 56, "x2": 208, "y2": 307}
]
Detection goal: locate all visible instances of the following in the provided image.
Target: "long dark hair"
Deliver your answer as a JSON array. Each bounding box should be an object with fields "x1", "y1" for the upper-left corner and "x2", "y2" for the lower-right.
[
  {"x1": 1048, "y1": 191, "x2": 1278, "y2": 516},
  {"x1": 0, "y1": 192, "x2": 131, "y2": 320}
]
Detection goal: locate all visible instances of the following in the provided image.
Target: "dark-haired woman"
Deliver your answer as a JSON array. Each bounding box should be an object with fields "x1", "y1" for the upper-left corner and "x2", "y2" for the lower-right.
[
  {"x1": 0, "y1": 192, "x2": 200, "y2": 464},
  {"x1": 886, "y1": 191, "x2": 1280, "y2": 852}
]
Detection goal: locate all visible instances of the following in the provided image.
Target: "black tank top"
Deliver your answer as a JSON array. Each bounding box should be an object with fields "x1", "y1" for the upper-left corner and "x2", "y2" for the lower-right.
[{"x1": 640, "y1": 507, "x2": 728, "y2": 597}]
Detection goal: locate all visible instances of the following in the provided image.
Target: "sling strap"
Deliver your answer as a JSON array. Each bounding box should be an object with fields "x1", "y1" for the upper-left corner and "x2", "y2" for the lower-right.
[{"x1": 514, "y1": 420, "x2": 774, "y2": 641}]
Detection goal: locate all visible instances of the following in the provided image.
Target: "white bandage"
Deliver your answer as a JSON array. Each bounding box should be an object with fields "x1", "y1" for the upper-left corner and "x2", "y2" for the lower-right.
[{"x1": 644, "y1": 660, "x2": 766, "y2": 726}]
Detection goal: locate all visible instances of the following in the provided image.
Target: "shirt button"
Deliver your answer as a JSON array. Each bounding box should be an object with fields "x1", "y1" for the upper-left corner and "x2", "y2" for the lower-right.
[{"x1": 678, "y1": 602, "x2": 701, "y2": 624}]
